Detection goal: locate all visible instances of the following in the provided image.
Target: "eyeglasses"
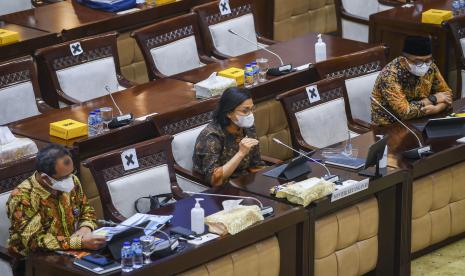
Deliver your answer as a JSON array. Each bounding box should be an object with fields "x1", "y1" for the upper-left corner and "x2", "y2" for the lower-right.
[
  {"x1": 404, "y1": 56, "x2": 433, "y2": 67},
  {"x1": 235, "y1": 106, "x2": 256, "y2": 116}
]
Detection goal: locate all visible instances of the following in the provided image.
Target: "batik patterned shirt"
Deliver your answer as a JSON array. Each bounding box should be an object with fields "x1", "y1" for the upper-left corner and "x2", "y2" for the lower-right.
[
  {"x1": 6, "y1": 173, "x2": 97, "y2": 256},
  {"x1": 371, "y1": 57, "x2": 452, "y2": 126},
  {"x1": 193, "y1": 122, "x2": 265, "y2": 185}
]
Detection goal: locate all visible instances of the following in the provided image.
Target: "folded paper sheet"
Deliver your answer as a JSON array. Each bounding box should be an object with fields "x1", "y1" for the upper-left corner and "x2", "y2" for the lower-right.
[
  {"x1": 271, "y1": 177, "x2": 335, "y2": 207},
  {"x1": 205, "y1": 205, "x2": 264, "y2": 235}
]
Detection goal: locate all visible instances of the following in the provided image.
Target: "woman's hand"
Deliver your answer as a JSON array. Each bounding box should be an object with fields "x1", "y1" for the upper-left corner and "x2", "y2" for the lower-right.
[
  {"x1": 435, "y1": 92, "x2": 452, "y2": 105},
  {"x1": 238, "y1": 137, "x2": 259, "y2": 157},
  {"x1": 421, "y1": 104, "x2": 444, "y2": 115}
]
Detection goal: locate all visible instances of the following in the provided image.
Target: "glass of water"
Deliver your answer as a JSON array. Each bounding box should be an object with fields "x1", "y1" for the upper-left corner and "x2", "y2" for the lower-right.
[
  {"x1": 140, "y1": 235, "x2": 155, "y2": 264},
  {"x1": 256, "y1": 58, "x2": 269, "y2": 83},
  {"x1": 100, "y1": 107, "x2": 113, "y2": 132}
]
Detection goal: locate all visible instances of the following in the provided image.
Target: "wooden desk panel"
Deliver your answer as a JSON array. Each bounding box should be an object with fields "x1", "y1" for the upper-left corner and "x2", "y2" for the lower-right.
[
  {"x1": 369, "y1": 0, "x2": 453, "y2": 80},
  {"x1": 0, "y1": 22, "x2": 59, "y2": 61},
  {"x1": 26, "y1": 185, "x2": 309, "y2": 276},
  {"x1": 172, "y1": 33, "x2": 374, "y2": 85},
  {"x1": 9, "y1": 79, "x2": 196, "y2": 146}
]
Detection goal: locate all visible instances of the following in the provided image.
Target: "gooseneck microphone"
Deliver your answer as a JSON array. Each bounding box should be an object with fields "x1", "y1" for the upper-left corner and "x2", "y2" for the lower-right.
[
  {"x1": 104, "y1": 85, "x2": 134, "y2": 129},
  {"x1": 272, "y1": 138, "x2": 339, "y2": 182},
  {"x1": 371, "y1": 96, "x2": 432, "y2": 159},
  {"x1": 228, "y1": 29, "x2": 293, "y2": 76},
  {"x1": 184, "y1": 191, "x2": 274, "y2": 217}
]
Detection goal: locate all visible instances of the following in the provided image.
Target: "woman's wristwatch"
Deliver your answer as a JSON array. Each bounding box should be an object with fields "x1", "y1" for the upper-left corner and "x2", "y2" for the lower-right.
[{"x1": 428, "y1": 94, "x2": 438, "y2": 105}]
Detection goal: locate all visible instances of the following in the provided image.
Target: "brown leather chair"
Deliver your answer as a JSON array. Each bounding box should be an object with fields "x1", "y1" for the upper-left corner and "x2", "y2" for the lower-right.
[
  {"x1": 315, "y1": 46, "x2": 389, "y2": 126},
  {"x1": 445, "y1": 16, "x2": 465, "y2": 99},
  {"x1": 334, "y1": 0, "x2": 400, "y2": 42},
  {"x1": 83, "y1": 136, "x2": 183, "y2": 222},
  {"x1": 0, "y1": 156, "x2": 37, "y2": 276},
  {"x1": 35, "y1": 32, "x2": 133, "y2": 108},
  {"x1": 0, "y1": 56, "x2": 53, "y2": 125},
  {"x1": 276, "y1": 77, "x2": 368, "y2": 151},
  {"x1": 192, "y1": 0, "x2": 276, "y2": 59},
  {"x1": 132, "y1": 13, "x2": 216, "y2": 80}
]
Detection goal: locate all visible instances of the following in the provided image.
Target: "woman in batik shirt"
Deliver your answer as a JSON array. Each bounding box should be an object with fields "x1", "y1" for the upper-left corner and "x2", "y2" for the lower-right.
[
  {"x1": 193, "y1": 87, "x2": 266, "y2": 186},
  {"x1": 371, "y1": 36, "x2": 452, "y2": 126},
  {"x1": 7, "y1": 144, "x2": 106, "y2": 256}
]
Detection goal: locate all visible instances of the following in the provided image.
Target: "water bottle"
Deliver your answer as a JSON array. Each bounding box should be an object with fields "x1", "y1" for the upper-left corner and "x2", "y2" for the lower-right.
[
  {"x1": 121, "y1": 241, "x2": 134, "y2": 272},
  {"x1": 460, "y1": 0, "x2": 465, "y2": 15},
  {"x1": 87, "y1": 112, "x2": 96, "y2": 137},
  {"x1": 453, "y1": 0, "x2": 460, "y2": 16},
  {"x1": 251, "y1": 61, "x2": 259, "y2": 85},
  {"x1": 132, "y1": 239, "x2": 143, "y2": 269},
  {"x1": 244, "y1": 64, "x2": 254, "y2": 88},
  {"x1": 94, "y1": 109, "x2": 103, "y2": 135}
]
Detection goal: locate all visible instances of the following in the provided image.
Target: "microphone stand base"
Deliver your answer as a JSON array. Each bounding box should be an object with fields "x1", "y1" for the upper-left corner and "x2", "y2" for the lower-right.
[
  {"x1": 403, "y1": 145, "x2": 433, "y2": 159},
  {"x1": 267, "y1": 64, "x2": 295, "y2": 76},
  {"x1": 323, "y1": 174, "x2": 340, "y2": 183}
]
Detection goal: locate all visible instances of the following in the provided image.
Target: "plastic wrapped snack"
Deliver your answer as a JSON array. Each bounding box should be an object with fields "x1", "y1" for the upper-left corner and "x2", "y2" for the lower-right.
[
  {"x1": 194, "y1": 72, "x2": 237, "y2": 99},
  {"x1": 205, "y1": 205, "x2": 264, "y2": 236},
  {"x1": 271, "y1": 177, "x2": 335, "y2": 207}
]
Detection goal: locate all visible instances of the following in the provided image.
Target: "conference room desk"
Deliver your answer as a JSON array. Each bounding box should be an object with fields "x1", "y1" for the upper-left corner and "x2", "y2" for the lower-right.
[
  {"x1": 231, "y1": 131, "x2": 412, "y2": 276},
  {"x1": 26, "y1": 185, "x2": 309, "y2": 276},
  {"x1": 369, "y1": 0, "x2": 453, "y2": 80},
  {"x1": 370, "y1": 98, "x2": 465, "y2": 261},
  {"x1": 0, "y1": 22, "x2": 59, "y2": 62}
]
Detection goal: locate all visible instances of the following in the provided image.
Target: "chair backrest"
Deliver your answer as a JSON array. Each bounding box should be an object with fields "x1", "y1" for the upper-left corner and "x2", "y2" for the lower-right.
[
  {"x1": 35, "y1": 32, "x2": 123, "y2": 107},
  {"x1": 445, "y1": 16, "x2": 465, "y2": 99},
  {"x1": 151, "y1": 98, "x2": 218, "y2": 173},
  {"x1": 84, "y1": 136, "x2": 180, "y2": 221},
  {"x1": 0, "y1": 56, "x2": 42, "y2": 125},
  {"x1": 315, "y1": 46, "x2": 388, "y2": 124},
  {"x1": 0, "y1": 0, "x2": 32, "y2": 16},
  {"x1": 133, "y1": 13, "x2": 207, "y2": 80},
  {"x1": 0, "y1": 156, "x2": 36, "y2": 247},
  {"x1": 277, "y1": 77, "x2": 353, "y2": 149},
  {"x1": 192, "y1": 0, "x2": 260, "y2": 57}
]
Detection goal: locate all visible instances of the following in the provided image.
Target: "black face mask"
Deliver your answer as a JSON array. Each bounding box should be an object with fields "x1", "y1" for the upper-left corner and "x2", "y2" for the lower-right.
[{"x1": 134, "y1": 193, "x2": 174, "y2": 213}]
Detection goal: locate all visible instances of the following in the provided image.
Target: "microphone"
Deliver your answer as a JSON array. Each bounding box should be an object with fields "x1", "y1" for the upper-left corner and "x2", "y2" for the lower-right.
[
  {"x1": 371, "y1": 96, "x2": 432, "y2": 159},
  {"x1": 104, "y1": 85, "x2": 134, "y2": 129},
  {"x1": 184, "y1": 191, "x2": 274, "y2": 217},
  {"x1": 227, "y1": 29, "x2": 294, "y2": 76},
  {"x1": 272, "y1": 138, "x2": 340, "y2": 183}
]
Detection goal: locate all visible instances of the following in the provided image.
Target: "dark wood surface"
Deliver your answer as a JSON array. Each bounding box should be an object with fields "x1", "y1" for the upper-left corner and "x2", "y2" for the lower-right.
[
  {"x1": 8, "y1": 78, "x2": 196, "y2": 146},
  {"x1": 26, "y1": 185, "x2": 308, "y2": 276},
  {"x1": 172, "y1": 33, "x2": 375, "y2": 84},
  {"x1": 369, "y1": 0, "x2": 453, "y2": 80}
]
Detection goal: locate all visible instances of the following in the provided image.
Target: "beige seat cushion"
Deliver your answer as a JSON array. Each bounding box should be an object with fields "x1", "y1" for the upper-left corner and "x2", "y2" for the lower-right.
[{"x1": 0, "y1": 82, "x2": 41, "y2": 125}]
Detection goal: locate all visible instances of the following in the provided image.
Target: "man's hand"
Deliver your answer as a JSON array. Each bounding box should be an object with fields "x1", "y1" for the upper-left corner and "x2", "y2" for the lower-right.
[
  {"x1": 81, "y1": 234, "x2": 107, "y2": 250},
  {"x1": 421, "y1": 104, "x2": 443, "y2": 115},
  {"x1": 72, "y1": 227, "x2": 92, "y2": 239},
  {"x1": 434, "y1": 92, "x2": 452, "y2": 105}
]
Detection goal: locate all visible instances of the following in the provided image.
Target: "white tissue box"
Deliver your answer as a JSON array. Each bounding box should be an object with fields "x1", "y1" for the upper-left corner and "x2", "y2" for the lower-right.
[
  {"x1": 194, "y1": 75, "x2": 236, "y2": 99},
  {"x1": 0, "y1": 138, "x2": 38, "y2": 165}
]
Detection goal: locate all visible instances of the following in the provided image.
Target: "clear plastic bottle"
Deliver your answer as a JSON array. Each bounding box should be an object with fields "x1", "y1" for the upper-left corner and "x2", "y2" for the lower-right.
[
  {"x1": 132, "y1": 239, "x2": 143, "y2": 269},
  {"x1": 87, "y1": 112, "x2": 96, "y2": 137},
  {"x1": 453, "y1": 0, "x2": 461, "y2": 16},
  {"x1": 251, "y1": 61, "x2": 259, "y2": 86},
  {"x1": 460, "y1": 0, "x2": 465, "y2": 15},
  {"x1": 121, "y1": 241, "x2": 134, "y2": 272},
  {"x1": 244, "y1": 64, "x2": 254, "y2": 88},
  {"x1": 94, "y1": 109, "x2": 103, "y2": 135}
]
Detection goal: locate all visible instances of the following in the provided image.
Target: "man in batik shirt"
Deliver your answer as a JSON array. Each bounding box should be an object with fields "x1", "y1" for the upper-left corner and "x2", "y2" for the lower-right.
[
  {"x1": 7, "y1": 144, "x2": 106, "y2": 256},
  {"x1": 372, "y1": 36, "x2": 453, "y2": 126}
]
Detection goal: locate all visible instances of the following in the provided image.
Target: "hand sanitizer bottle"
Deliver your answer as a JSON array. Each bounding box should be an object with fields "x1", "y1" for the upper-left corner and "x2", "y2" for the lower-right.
[
  {"x1": 315, "y1": 34, "x2": 327, "y2": 62},
  {"x1": 191, "y1": 198, "x2": 205, "y2": 235}
]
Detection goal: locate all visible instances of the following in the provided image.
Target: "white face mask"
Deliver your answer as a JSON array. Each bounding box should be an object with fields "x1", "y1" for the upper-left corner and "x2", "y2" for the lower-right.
[
  {"x1": 234, "y1": 113, "x2": 255, "y2": 128},
  {"x1": 408, "y1": 62, "x2": 431, "y2": 77},
  {"x1": 45, "y1": 174, "x2": 75, "y2": 193}
]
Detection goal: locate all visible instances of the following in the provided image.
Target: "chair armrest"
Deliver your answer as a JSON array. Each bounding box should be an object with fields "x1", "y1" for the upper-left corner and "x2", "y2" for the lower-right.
[
  {"x1": 257, "y1": 36, "x2": 278, "y2": 45},
  {"x1": 260, "y1": 155, "x2": 283, "y2": 165},
  {"x1": 348, "y1": 122, "x2": 371, "y2": 134},
  {"x1": 211, "y1": 49, "x2": 231, "y2": 60},
  {"x1": 117, "y1": 74, "x2": 135, "y2": 88},
  {"x1": 174, "y1": 164, "x2": 207, "y2": 186},
  {"x1": 352, "y1": 118, "x2": 372, "y2": 129},
  {"x1": 378, "y1": 0, "x2": 405, "y2": 6},
  {"x1": 340, "y1": 10, "x2": 369, "y2": 25},
  {"x1": 36, "y1": 98, "x2": 55, "y2": 113},
  {"x1": 56, "y1": 89, "x2": 80, "y2": 106},
  {"x1": 0, "y1": 245, "x2": 25, "y2": 274},
  {"x1": 199, "y1": 55, "x2": 218, "y2": 64}
]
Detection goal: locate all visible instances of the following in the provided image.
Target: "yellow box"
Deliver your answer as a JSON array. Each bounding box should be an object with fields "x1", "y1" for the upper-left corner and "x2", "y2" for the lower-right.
[
  {"x1": 0, "y1": 29, "x2": 20, "y2": 46},
  {"x1": 421, "y1": 9, "x2": 453, "y2": 25},
  {"x1": 156, "y1": 0, "x2": 176, "y2": 5},
  {"x1": 218, "y1": 67, "x2": 245, "y2": 86},
  {"x1": 50, "y1": 119, "x2": 88, "y2": 140}
]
